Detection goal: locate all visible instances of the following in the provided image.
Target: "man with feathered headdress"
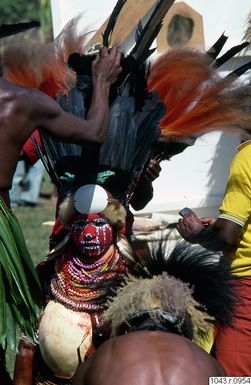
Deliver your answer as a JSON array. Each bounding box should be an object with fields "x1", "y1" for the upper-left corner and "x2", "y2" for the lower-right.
[{"x1": 0, "y1": 20, "x2": 122, "y2": 383}]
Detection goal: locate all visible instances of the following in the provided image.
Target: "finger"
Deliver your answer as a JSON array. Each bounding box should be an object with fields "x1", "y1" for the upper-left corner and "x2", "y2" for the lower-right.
[
  {"x1": 154, "y1": 160, "x2": 162, "y2": 171},
  {"x1": 115, "y1": 51, "x2": 122, "y2": 66},
  {"x1": 92, "y1": 58, "x2": 98, "y2": 68},
  {"x1": 107, "y1": 65, "x2": 122, "y2": 84},
  {"x1": 144, "y1": 170, "x2": 155, "y2": 181},
  {"x1": 200, "y1": 217, "x2": 216, "y2": 225},
  {"x1": 200, "y1": 217, "x2": 215, "y2": 222},
  {"x1": 108, "y1": 46, "x2": 118, "y2": 60},
  {"x1": 142, "y1": 173, "x2": 150, "y2": 182},
  {"x1": 200, "y1": 218, "x2": 210, "y2": 224},
  {"x1": 116, "y1": 65, "x2": 122, "y2": 75},
  {"x1": 109, "y1": 46, "x2": 117, "y2": 53},
  {"x1": 109, "y1": 63, "x2": 122, "y2": 76},
  {"x1": 151, "y1": 159, "x2": 159, "y2": 166},
  {"x1": 99, "y1": 46, "x2": 109, "y2": 57},
  {"x1": 151, "y1": 170, "x2": 160, "y2": 180},
  {"x1": 108, "y1": 48, "x2": 122, "y2": 69},
  {"x1": 151, "y1": 164, "x2": 161, "y2": 174}
]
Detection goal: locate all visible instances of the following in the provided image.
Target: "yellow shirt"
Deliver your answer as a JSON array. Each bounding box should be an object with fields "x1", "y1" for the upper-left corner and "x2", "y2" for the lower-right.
[{"x1": 218, "y1": 142, "x2": 251, "y2": 277}]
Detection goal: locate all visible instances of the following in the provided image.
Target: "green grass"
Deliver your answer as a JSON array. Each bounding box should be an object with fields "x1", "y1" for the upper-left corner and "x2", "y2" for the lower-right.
[
  {"x1": 6, "y1": 194, "x2": 55, "y2": 378},
  {"x1": 13, "y1": 199, "x2": 55, "y2": 265}
]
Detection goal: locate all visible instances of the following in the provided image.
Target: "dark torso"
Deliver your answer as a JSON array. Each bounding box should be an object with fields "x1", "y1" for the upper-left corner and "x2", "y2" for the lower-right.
[{"x1": 73, "y1": 331, "x2": 225, "y2": 385}]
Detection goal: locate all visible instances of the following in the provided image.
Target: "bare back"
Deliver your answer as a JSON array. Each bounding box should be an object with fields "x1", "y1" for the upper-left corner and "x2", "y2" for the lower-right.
[
  {"x1": 0, "y1": 79, "x2": 63, "y2": 189},
  {"x1": 72, "y1": 331, "x2": 225, "y2": 385}
]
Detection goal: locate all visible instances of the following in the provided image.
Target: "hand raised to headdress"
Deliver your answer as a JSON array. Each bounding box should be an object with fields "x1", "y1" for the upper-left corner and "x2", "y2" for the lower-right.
[{"x1": 92, "y1": 47, "x2": 122, "y2": 86}]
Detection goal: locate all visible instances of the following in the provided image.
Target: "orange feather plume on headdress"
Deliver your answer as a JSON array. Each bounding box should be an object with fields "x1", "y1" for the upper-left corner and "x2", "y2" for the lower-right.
[
  {"x1": 148, "y1": 49, "x2": 251, "y2": 138},
  {"x1": 2, "y1": 16, "x2": 89, "y2": 98}
]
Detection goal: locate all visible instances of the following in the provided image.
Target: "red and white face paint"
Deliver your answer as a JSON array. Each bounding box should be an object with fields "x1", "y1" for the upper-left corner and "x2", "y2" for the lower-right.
[{"x1": 70, "y1": 214, "x2": 114, "y2": 258}]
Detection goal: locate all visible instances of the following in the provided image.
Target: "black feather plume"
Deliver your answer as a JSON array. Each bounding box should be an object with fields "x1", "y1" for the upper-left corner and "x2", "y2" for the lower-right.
[
  {"x1": 130, "y1": 0, "x2": 175, "y2": 62},
  {"x1": 102, "y1": 0, "x2": 127, "y2": 47},
  {"x1": 151, "y1": 139, "x2": 196, "y2": 161},
  {"x1": 0, "y1": 21, "x2": 40, "y2": 38},
  {"x1": 227, "y1": 60, "x2": 251, "y2": 78},
  {"x1": 215, "y1": 42, "x2": 250, "y2": 68},
  {"x1": 31, "y1": 133, "x2": 59, "y2": 187},
  {"x1": 99, "y1": 90, "x2": 163, "y2": 176},
  {"x1": 142, "y1": 239, "x2": 237, "y2": 326},
  {"x1": 206, "y1": 34, "x2": 250, "y2": 75},
  {"x1": 135, "y1": 19, "x2": 143, "y2": 44},
  {"x1": 35, "y1": 87, "x2": 87, "y2": 191},
  {"x1": 206, "y1": 33, "x2": 228, "y2": 61}
]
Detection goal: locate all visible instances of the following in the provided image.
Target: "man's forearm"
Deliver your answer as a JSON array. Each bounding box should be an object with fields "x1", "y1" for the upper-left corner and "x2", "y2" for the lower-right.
[
  {"x1": 13, "y1": 338, "x2": 36, "y2": 385},
  {"x1": 177, "y1": 214, "x2": 232, "y2": 251},
  {"x1": 189, "y1": 223, "x2": 237, "y2": 252},
  {"x1": 85, "y1": 81, "x2": 110, "y2": 143},
  {"x1": 130, "y1": 182, "x2": 153, "y2": 211},
  {"x1": 188, "y1": 225, "x2": 221, "y2": 248}
]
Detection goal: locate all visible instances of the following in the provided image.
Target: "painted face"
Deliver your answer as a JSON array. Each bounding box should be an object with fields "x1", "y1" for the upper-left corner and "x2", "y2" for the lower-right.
[{"x1": 70, "y1": 213, "x2": 114, "y2": 258}]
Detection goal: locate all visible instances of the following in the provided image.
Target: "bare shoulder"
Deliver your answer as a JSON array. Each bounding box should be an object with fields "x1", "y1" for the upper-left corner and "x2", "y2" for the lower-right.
[
  {"x1": 0, "y1": 78, "x2": 31, "y2": 99},
  {"x1": 0, "y1": 80, "x2": 34, "y2": 118},
  {"x1": 0, "y1": 79, "x2": 62, "y2": 146},
  {"x1": 0, "y1": 79, "x2": 60, "y2": 118}
]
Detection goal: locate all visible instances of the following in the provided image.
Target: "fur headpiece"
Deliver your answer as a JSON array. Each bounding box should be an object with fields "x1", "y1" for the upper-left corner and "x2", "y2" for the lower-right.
[
  {"x1": 103, "y1": 238, "x2": 237, "y2": 342},
  {"x1": 104, "y1": 273, "x2": 212, "y2": 341}
]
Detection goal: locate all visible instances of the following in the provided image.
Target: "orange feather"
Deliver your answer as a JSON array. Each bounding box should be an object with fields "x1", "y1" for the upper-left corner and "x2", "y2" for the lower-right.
[
  {"x1": 2, "y1": 16, "x2": 89, "y2": 98},
  {"x1": 148, "y1": 49, "x2": 251, "y2": 138}
]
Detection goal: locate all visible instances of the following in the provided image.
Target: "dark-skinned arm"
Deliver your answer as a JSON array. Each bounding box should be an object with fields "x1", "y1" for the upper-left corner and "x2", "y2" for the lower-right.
[
  {"x1": 129, "y1": 181, "x2": 154, "y2": 211},
  {"x1": 13, "y1": 338, "x2": 36, "y2": 385},
  {"x1": 130, "y1": 158, "x2": 161, "y2": 211},
  {"x1": 26, "y1": 47, "x2": 122, "y2": 145},
  {"x1": 176, "y1": 213, "x2": 242, "y2": 252}
]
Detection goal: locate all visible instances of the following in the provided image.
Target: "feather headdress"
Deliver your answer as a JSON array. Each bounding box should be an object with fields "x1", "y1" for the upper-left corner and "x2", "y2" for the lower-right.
[
  {"x1": 130, "y1": 0, "x2": 175, "y2": 62},
  {"x1": 102, "y1": 0, "x2": 128, "y2": 47},
  {"x1": 148, "y1": 48, "x2": 251, "y2": 138},
  {"x1": 243, "y1": 11, "x2": 251, "y2": 48},
  {"x1": 2, "y1": 16, "x2": 89, "y2": 97},
  {"x1": 0, "y1": 21, "x2": 40, "y2": 39},
  {"x1": 5, "y1": 3, "x2": 251, "y2": 206}
]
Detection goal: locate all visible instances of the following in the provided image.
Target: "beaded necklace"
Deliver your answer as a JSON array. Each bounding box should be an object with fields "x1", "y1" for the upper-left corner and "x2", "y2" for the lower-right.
[{"x1": 49, "y1": 245, "x2": 132, "y2": 312}]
